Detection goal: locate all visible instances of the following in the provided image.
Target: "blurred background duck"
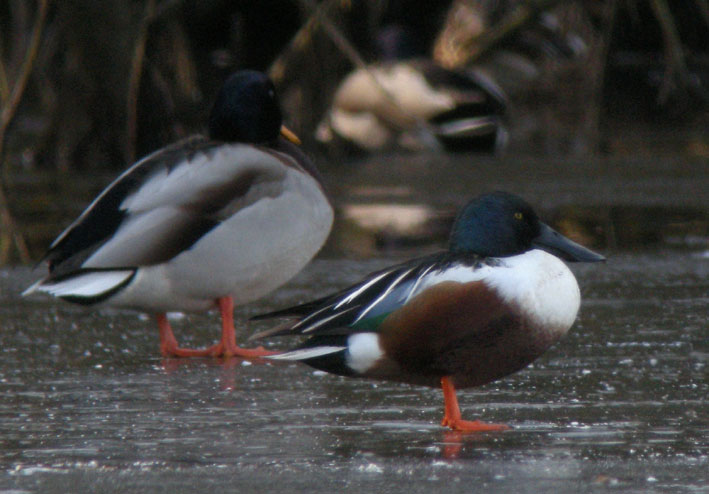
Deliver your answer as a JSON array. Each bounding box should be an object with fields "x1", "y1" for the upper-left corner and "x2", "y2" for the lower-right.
[
  {"x1": 315, "y1": 24, "x2": 508, "y2": 154},
  {"x1": 432, "y1": 1, "x2": 589, "y2": 153},
  {"x1": 315, "y1": 2, "x2": 588, "y2": 155},
  {"x1": 253, "y1": 191, "x2": 605, "y2": 431},
  {"x1": 24, "y1": 70, "x2": 334, "y2": 359}
]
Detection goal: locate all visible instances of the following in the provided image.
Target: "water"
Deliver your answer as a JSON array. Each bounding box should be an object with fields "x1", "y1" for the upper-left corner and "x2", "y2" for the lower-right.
[{"x1": 1, "y1": 154, "x2": 708, "y2": 493}]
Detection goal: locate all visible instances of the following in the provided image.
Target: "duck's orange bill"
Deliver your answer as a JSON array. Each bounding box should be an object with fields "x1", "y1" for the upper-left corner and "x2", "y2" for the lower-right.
[{"x1": 280, "y1": 125, "x2": 301, "y2": 145}]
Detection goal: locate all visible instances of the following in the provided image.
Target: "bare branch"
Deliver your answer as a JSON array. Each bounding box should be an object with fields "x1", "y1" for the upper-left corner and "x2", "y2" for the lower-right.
[
  {"x1": 125, "y1": 0, "x2": 157, "y2": 165},
  {"x1": 268, "y1": 0, "x2": 343, "y2": 84},
  {"x1": 292, "y1": 0, "x2": 436, "y2": 136},
  {"x1": 435, "y1": 0, "x2": 564, "y2": 69},
  {"x1": 0, "y1": 0, "x2": 50, "y2": 161},
  {"x1": 649, "y1": 0, "x2": 690, "y2": 104},
  {"x1": 0, "y1": 45, "x2": 9, "y2": 103},
  {"x1": 0, "y1": 0, "x2": 49, "y2": 264},
  {"x1": 0, "y1": 179, "x2": 30, "y2": 264}
]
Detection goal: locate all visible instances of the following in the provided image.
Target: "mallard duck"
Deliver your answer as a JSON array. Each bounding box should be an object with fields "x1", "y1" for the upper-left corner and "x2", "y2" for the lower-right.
[
  {"x1": 24, "y1": 70, "x2": 334, "y2": 358},
  {"x1": 253, "y1": 191, "x2": 604, "y2": 431}
]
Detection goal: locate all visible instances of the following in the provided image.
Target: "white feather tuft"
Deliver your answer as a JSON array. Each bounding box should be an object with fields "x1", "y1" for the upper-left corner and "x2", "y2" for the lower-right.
[{"x1": 345, "y1": 333, "x2": 383, "y2": 373}]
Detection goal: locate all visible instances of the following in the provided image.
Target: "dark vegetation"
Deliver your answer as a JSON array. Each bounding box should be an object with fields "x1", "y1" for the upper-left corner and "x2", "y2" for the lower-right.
[{"x1": 0, "y1": 0, "x2": 707, "y2": 263}]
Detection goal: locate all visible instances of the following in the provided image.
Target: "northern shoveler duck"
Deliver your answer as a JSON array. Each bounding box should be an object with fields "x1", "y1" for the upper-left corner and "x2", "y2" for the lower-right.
[
  {"x1": 252, "y1": 191, "x2": 604, "y2": 431},
  {"x1": 24, "y1": 70, "x2": 334, "y2": 358},
  {"x1": 315, "y1": 60, "x2": 507, "y2": 153}
]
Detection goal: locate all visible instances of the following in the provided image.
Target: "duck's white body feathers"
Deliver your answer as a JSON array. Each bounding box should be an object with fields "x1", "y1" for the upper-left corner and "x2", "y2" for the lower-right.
[{"x1": 416, "y1": 250, "x2": 581, "y2": 333}]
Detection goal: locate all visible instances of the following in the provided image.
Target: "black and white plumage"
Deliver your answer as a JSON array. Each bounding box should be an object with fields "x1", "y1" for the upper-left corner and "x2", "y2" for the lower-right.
[
  {"x1": 24, "y1": 71, "x2": 334, "y2": 358},
  {"x1": 315, "y1": 60, "x2": 507, "y2": 153}
]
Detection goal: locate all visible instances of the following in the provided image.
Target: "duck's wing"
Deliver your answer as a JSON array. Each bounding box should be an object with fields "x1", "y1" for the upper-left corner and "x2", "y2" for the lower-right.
[
  {"x1": 41, "y1": 135, "x2": 298, "y2": 278},
  {"x1": 252, "y1": 252, "x2": 484, "y2": 339},
  {"x1": 41, "y1": 136, "x2": 203, "y2": 273},
  {"x1": 415, "y1": 63, "x2": 508, "y2": 152},
  {"x1": 259, "y1": 253, "x2": 507, "y2": 376}
]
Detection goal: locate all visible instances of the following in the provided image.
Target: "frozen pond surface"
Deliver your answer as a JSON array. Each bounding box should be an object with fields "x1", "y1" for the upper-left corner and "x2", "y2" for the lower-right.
[
  {"x1": 1, "y1": 153, "x2": 708, "y2": 493},
  {"x1": 1, "y1": 251, "x2": 707, "y2": 493}
]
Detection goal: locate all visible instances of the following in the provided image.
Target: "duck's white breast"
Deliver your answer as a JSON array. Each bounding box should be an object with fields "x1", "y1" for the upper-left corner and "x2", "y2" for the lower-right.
[
  {"x1": 484, "y1": 250, "x2": 581, "y2": 335},
  {"x1": 413, "y1": 249, "x2": 581, "y2": 338}
]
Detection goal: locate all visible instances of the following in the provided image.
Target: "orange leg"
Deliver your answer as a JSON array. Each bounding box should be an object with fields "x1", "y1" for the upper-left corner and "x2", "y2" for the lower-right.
[
  {"x1": 157, "y1": 296, "x2": 277, "y2": 358},
  {"x1": 440, "y1": 376, "x2": 510, "y2": 432},
  {"x1": 157, "y1": 313, "x2": 219, "y2": 357},
  {"x1": 213, "y1": 296, "x2": 276, "y2": 358}
]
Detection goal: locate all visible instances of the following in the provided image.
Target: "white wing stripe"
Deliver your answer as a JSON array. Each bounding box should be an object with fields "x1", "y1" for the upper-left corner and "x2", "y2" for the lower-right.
[
  {"x1": 403, "y1": 264, "x2": 436, "y2": 304},
  {"x1": 268, "y1": 346, "x2": 345, "y2": 361},
  {"x1": 334, "y1": 270, "x2": 392, "y2": 309},
  {"x1": 353, "y1": 267, "x2": 415, "y2": 323},
  {"x1": 292, "y1": 304, "x2": 335, "y2": 330},
  {"x1": 301, "y1": 306, "x2": 360, "y2": 333}
]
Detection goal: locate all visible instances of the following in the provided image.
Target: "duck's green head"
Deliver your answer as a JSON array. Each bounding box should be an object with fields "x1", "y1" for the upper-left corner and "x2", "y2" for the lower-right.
[
  {"x1": 449, "y1": 191, "x2": 605, "y2": 262},
  {"x1": 208, "y1": 70, "x2": 283, "y2": 143}
]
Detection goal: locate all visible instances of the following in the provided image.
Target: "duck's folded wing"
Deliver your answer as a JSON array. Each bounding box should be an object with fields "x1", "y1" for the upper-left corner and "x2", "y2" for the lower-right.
[
  {"x1": 45, "y1": 136, "x2": 210, "y2": 265},
  {"x1": 252, "y1": 253, "x2": 455, "y2": 339},
  {"x1": 44, "y1": 137, "x2": 289, "y2": 275}
]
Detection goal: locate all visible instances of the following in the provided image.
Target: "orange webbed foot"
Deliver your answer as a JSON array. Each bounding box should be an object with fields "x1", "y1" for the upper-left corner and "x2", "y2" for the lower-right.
[
  {"x1": 158, "y1": 313, "x2": 219, "y2": 357},
  {"x1": 441, "y1": 417, "x2": 511, "y2": 432},
  {"x1": 156, "y1": 298, "x2": 279, "y2": 359},
  {"x1": 218, "y1": 343, "x2": 278, "y2": 359},
  {"x1": 440, "y1": 376, "x2": 510, "y2": 432},
  {"x1": 160, "y1": 339, "x2": 223, "y2": 358},
  {"x1": 161, "y1": 339, "x2": 277, "y2": 359},
  {"x1": 157, "y1": 309, "x2": 276, "y2": 359}
]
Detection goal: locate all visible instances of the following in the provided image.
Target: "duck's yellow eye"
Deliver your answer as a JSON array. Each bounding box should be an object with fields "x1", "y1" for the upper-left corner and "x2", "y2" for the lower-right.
[{"x1": 514, "y1": 212, "x2": 523, "y2": 220}]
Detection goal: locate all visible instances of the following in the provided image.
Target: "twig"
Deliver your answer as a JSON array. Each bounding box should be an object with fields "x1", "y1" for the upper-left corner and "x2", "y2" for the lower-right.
[
  {"x1": 583, "y1": 0, "x2": 618, "y2": 155},
  {"x1": 0, "y1": 0, "x2": 48, "y2": 265},
  {"x1": 268, "y1": 0, "x2": 343, "y2": 84},
  {"x1": 125, "y1": 0, "x2": 157, "y2": 164},
  {"x1": 0, "y1": 48, "x2": 9, "y2": 103},
  {"x1": 124, "y1": 0, "x2": 185, "y2": 163},
  {"x1": 0, "y1": 178, "x2": 30, "y2": 264},
  {"x1": 294, "y1": 0, "x2": 436, "y2": 135},
  {"x1": 649, "y1": 0, "x2": 690, "y2": 104},
  {"x1": 296, "y1": 0, "x2": 370, "y2": 74},
  {"x1": 440, "y1": 0, "x2": 563, "y2": 68},
  {"x1": 0, "y1": 0, "x2": 49, "y2": 161}
]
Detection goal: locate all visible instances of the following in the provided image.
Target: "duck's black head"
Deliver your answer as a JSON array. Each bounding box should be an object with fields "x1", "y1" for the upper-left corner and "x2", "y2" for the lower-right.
[
  {"x1": 449, "y1": 191, "x2": 605, "y2": 262},
  {"x1": 208, "y1": 71, "x2": 282, "y2": 143}
]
